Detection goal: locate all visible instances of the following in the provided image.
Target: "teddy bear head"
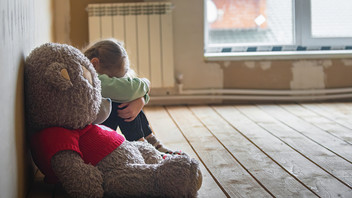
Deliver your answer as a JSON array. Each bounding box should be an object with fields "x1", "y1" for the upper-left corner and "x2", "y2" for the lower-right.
[{"x1": 24, "y1": 43, "x2": 103, "y2": 131}]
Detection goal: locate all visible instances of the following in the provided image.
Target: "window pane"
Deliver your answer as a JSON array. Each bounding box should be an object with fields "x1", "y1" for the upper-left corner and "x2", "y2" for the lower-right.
[
  {"x1": 311, "y1": 0, "x2": 352, "y2": 38},
  {"x1": 206, "y1": 0, "x2": 293, "y2": 46}
]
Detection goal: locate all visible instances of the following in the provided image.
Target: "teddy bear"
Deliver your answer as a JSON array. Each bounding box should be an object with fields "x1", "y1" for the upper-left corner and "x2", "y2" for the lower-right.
[{"x1": 24, "y1": 42, "x2": 202, "y2": 198}]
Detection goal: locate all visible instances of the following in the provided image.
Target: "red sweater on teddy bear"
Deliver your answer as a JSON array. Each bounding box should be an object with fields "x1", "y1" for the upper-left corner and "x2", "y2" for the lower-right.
[{"x1": 31, "y1": 124, "x2": 125, "y2": 183}]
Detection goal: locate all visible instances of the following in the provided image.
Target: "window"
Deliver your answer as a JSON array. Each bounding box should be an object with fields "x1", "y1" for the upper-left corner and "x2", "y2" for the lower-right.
[{"x1": 204, "y1": 0, "x2": 352, "y2": 60}]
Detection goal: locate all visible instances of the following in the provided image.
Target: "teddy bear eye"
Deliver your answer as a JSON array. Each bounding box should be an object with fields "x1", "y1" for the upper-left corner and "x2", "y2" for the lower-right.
[{"x1": 81, "y1": 65, "x2": 93, "y2": 85}]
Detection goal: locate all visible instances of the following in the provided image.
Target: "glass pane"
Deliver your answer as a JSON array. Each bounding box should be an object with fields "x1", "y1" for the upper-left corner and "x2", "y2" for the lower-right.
[
  {"x1": 206, "y1": 0, "x2": 293, "y2": 46},
  {"x1": 311, "y1": 0, "x2": 352, "y2": 38}
]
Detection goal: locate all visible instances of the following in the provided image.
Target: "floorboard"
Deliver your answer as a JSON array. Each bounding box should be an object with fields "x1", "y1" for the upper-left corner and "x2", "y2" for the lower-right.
[
  {"x1": 214, "y1": 105, "x2": 352, "y2": 197},
  {"x1": 302, "y1": 103, "x2": 352, "y2": 134},
  {"x1": 144, "y1": 106, "x2": 226, "y2": 198},
  {"x1": 27, "y1": 102, "x2": 352, "y2": 198},
  {"x1": 258, "y1": 104, "x2": 352, "y2": 162},
  {"x1": 189, "y1": 105, "x2": 315, "y2": 197},
  {"x1": 249, "y1": 104, "x2": 352, "y2": 188},
  {"x1": 285, "y1": 103, "x2": 352, "y2": 145},
  {"x1": 166, "y1": 106, "x2": 271, "y2": 197}
]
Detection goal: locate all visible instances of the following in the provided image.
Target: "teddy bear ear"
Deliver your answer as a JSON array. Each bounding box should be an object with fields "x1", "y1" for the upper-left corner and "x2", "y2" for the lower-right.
[{"x1": 44, "y1": 62, "x2": 73, "y2": 91}]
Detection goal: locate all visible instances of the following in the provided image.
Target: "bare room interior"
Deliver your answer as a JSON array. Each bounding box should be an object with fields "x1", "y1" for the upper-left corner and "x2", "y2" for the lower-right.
[{"x1": 1, "y1": 0, "x2": 352, "y2": 197}]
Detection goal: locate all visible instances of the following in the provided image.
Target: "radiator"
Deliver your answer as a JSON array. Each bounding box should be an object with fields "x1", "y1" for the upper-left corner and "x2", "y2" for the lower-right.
[{"x1": 87, "y1": 2, "x2": 175, "y2": 88}]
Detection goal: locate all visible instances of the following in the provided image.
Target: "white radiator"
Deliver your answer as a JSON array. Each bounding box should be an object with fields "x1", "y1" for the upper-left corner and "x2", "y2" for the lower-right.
[{"x1": 87, "y1": 2, "x2": 175, "y2": 88}]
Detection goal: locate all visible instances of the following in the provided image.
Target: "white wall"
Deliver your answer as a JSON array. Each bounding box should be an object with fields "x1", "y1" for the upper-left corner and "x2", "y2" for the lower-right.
[
  {"x1": 0, "y1": 0, "x2": 52, "y2": 197},
  {"x1": 171, "y1": 0, "x2": 223, "y2": 89}
]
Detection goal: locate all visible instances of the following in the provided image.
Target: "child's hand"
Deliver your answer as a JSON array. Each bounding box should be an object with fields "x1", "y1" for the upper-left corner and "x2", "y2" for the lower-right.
[{"x1": 117, "y1": 97, "x2": 145, "y2": 122}]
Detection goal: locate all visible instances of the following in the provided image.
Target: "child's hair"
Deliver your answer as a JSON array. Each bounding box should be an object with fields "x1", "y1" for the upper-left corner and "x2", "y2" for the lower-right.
[{"x1": 83, "y1": 38, "x2": 135, "y2": 78}]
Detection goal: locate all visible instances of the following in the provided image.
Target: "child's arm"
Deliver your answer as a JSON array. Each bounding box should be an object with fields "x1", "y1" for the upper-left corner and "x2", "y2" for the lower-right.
[
  {"x1": 99, "y1": 74, "x2": 150, "y2": 103},
  {"x1": 117, "y1": 97, "x2": 145, "y2": 122}
]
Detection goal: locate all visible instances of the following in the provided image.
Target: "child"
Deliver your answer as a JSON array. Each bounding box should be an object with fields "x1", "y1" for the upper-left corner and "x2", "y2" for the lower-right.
[{"x1": 83, "y1": 39, "x2": 178, "y2": 154}]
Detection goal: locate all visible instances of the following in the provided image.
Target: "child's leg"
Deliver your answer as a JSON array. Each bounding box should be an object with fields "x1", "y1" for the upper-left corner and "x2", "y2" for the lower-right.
[
  {"x1": 101, "y1": 102, "x2": 120, "y2": 130},
  {"x1": 138, "y1": 111, "x2": 180, "y2": 154},
  {"x1": 101, "y1": 102, "x2": 146, "y2": 142},
  {"x1": 118, "y1": 110, "x2": 145, "y2": 141}
]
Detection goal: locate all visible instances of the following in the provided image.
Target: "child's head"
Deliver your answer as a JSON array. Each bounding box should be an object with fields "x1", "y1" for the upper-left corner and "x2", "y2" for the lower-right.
[{"x1": 84, "y1": 38, "x2": 131, "y2": 78}]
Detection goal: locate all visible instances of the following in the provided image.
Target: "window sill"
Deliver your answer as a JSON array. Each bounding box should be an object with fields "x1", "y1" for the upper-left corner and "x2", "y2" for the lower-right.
[{"x1": 204, "y1": 50, "x2": 352, "y2": 61}]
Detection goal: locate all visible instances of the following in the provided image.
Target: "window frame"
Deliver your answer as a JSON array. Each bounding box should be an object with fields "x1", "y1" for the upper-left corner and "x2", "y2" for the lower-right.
[{"x1": 204, "y1": 0, "x2": 352, "y2": 61}]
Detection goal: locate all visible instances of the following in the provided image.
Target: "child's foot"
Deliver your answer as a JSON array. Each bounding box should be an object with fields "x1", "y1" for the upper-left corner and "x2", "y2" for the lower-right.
[
  {"x1": 165, "y1": 150, "x2": 184, "y2": 155},
  {"x1": 146, "y1": 135, "x2": 183, "y2": 155},
  {"x1": 160, "y1": 153, "x2": 172, "y2": 159}
]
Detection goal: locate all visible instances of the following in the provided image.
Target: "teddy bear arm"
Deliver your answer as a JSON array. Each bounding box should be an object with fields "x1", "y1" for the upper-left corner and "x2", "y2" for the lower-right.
[{"x1": 51, "y1": 150, "x2": 104, "y2": 198}]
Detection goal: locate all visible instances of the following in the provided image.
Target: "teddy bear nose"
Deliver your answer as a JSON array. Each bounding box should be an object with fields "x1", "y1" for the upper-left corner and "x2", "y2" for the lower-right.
[{"x1": 82, "y1": 65, "x2": 93, "y2": 85}]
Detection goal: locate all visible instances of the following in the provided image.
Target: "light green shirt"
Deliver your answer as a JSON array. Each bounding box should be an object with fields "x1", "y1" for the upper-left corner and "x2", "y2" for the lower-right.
[{"x1": 98, "y1": 74, "x2": 150, "y2": 103}]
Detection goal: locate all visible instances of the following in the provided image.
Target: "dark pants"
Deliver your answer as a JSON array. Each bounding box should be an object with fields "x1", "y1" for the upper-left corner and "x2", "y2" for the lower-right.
[{"x1": 102, "y1": 102, "x2": 153, "y2": 141}]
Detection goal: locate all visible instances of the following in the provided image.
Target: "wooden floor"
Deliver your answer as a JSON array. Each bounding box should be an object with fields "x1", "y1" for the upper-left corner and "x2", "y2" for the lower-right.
[{"x1": 28, "y1": 102, "x2": 352, "y2": 197}]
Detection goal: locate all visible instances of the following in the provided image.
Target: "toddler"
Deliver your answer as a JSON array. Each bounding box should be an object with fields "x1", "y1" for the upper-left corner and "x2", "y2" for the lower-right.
[{"x1": 84, "y1": 39, "x2": 178, "y2": 154}]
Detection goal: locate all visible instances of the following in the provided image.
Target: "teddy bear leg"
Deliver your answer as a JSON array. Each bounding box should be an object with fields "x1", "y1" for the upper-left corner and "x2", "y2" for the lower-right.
[
  {"x1": 100, "y1": 161, "x2": 201, "y2": 198},
  {"x1": 97, "y1": 142, "x2": 160, "y2": 197},
  {"x1": 130, "y1": 141, "x2": 163, "y2": 164},
  {"x1": 98, "y1": 143, "x2": 202, "y2": 197},
  {"x1": 100, "y1": 163, "x2": 161, "y2": 197}
]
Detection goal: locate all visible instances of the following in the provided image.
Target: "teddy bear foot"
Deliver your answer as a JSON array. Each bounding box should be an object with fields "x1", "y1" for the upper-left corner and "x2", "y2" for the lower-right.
[
  {"x1": 196, "y1": 167, "x2": 203, "y2": 191},
  {"x1": 156, "y1": 155, "x2": 202, "y2": 197}
]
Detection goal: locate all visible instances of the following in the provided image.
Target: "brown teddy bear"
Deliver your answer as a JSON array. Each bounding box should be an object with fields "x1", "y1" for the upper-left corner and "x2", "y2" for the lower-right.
[{"x1": 24, "y1": 43, "x2": 202, "y2": 197}]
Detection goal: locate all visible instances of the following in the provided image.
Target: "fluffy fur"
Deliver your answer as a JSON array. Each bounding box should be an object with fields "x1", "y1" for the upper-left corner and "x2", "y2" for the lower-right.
[
  {"x1": 24, "y1": 43, "x2": 202, "y2": 197},
  {"x1": 25, "y1": 43, "x2": 101, "y2": 130}
]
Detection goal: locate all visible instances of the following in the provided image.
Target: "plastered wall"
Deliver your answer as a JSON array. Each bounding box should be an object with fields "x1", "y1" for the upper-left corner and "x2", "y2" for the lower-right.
[
  {"x1": 222, "y1": 59, "x2": 352, "y2": 90},
  {"x1": 62, "y1": 0, "x2": 352, "y2": 99},
  {"x1": 0, "y1": 0, "x2": 53, "y2": 197},
  {"x1": 171, "y1": 0, "x2": 352, "y2": 91}
]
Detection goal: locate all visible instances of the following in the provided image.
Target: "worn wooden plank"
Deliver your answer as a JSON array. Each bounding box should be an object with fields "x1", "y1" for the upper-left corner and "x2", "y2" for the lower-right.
[
  {"x1": 189, "y1": 105, "x2": 315, "y2": 197},
  {"x1": 301, "y1": 102, "x2": 352, "y2": 131},
  {"x1": 214, "y1": 105, "x2": 352, "y2": 197},
  {"x1": 258, "y1": 104, "x2": 352, "y2": 163},
  {"x1": 319, "y1": 102, "x2": 352, "y2": 118},
  {"x1": 144, "y1": 106, "x2": 226, "y2": 198},
  {"x1": 243, "y1": 104, "x2": 352, "y2": 188},
  {"x1": 165, "y1": 106, "x2": 272, "y2": 198},
  {"x1": 283, "y1": 103, "x2": 352, "y2": 145}
]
